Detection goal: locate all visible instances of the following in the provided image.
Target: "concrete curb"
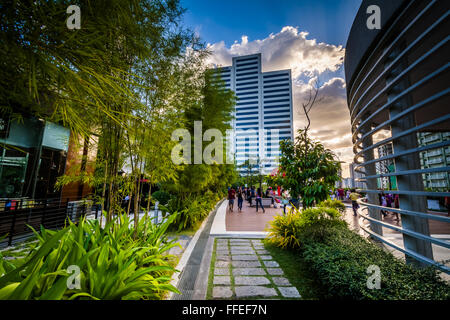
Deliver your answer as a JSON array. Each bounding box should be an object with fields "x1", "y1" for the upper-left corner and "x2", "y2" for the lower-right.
[
  {"x1": 210, "y1": 199, "x2": 268, "y2": 238},
  {"x1": 167, "y1": 199, "x2": 224, "y2": 300}
]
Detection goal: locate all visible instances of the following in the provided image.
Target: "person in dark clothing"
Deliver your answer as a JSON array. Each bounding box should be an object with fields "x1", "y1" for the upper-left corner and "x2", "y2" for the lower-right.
[
  {"x1": 249, "y1": 186, "x2": 255, "y2": 206},
  {"x1": 237, "y1": 187, "x2": 244, "y2": 212},
  {"x1": 228, "y1": 187, "x2": 236, "y2": 212},
  {"x1": 255, "y1": 188, "x2": 265, "y2": 213}
]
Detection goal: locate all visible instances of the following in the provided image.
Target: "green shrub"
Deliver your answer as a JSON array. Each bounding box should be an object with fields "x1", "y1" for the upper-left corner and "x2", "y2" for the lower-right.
[
  {"x1": 265, "y1": 201, "x2": 450, "y2": 300},
  {"x1": 168, "y1": 191, "x2": 223, "y2": 232},
  {"x1": 317, "y1": 199, "x2": 346, "y2": 214},
  {"x1": 0, "y1": 214, "x2": 180, "y2": 300},
  {"x1": 152, "y1": 190, "x2": 172, "y2": 205},
  {"x1": 301, "y1": 224, "x2": 450, "y2": 300},
  {"x1": 266, "y1": 206, "x2": 343, "y2": 249}
]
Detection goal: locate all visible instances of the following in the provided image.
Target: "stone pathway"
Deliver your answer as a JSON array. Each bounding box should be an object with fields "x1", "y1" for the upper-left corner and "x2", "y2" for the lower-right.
[{"x1": 210, "y1": 238, "x2": 301, "y2": 299}]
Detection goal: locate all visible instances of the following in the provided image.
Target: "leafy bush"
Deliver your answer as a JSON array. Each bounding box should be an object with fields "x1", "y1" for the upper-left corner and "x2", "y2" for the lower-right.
[
  {"x1": 301, "y1": 224, "x2": 450, "y2": 300},
  {"x1": 317, "y1": 199, "x2": 346, "y2": 214},
  {"x1": 152, "y1": 190, "x2": 172, "y2": 205},
  {"x1": 265, "y1": 202, "x2": 450, "y2": 300},
  {"x1": 168, "y1": 191, "x2": 222, "y2": 231},
  {"x1": 0, "y1": 214, "x2": 180, "y2": 300},
  {"x1": 266, "y1": 206, "x2": 343, "y2": 249},
  {"x1": 266, "y1": 210, "x2": 302, "y2": 249}
]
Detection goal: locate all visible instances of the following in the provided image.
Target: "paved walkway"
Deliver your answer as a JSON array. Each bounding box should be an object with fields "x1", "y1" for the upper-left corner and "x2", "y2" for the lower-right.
[
  {"x1": 226, "y1": 198, "x2": 286, "y2": 232},
  {"x1": 210, "y1": 238, "x2": 301, "y2": 299}
]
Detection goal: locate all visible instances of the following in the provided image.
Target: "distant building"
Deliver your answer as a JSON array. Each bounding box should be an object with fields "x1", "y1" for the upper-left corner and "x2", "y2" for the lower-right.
[
  {"x1": 376, "y1": 143, "x2": 395, "y2": 189},
  {"x1": 418, "y1": 132, "x2": 450, "y2": 191},
  {"x1": 214, "y1": 53, "x2": 294, "y2": 175},
  {"x1": 349, "y1": 162, "x2": 365, "y2": 190}
]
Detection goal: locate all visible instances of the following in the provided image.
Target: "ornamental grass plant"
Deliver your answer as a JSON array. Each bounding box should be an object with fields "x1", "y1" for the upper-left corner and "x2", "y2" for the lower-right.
[{"x1": 0, "y1": 213, "x2": 180, "y2": 300}]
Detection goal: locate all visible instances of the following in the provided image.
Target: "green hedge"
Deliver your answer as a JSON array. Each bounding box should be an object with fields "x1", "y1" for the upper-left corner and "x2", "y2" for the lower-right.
[
  {"x1": 301, "y1": 223, "x2": 449, "y2": 300},
  {"x1": 167, "y1": 191, "x2": 223, "y2": 232},
  {"x1": 266, "y1": 200, "x2": 450, "y2": 300}
]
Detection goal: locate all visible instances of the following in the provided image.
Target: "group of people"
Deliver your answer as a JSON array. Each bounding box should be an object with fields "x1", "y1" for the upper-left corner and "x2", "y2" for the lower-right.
[
  {"x1": 227, "y1": 186, "x2": 292, "y2": 214},
  {"x1": 336, "y1": 188, "x2": 400, "y2": 220},
  {"x1": 379, "y1": 191, "x2": 400, "y2": 220},
  {"x1": 227, "y1": 186, "x2": 266, "y2": 213}
]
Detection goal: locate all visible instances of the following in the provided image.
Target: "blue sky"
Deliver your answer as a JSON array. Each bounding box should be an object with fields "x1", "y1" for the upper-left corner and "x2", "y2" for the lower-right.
[{"x1": 181, "y1": 0, "x2": 361, "y2": 48}]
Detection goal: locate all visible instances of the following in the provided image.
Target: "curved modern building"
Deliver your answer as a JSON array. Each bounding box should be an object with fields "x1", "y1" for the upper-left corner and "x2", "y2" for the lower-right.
[{"x1": 345, "y1": 0, "x2": 449, "y2": 272}]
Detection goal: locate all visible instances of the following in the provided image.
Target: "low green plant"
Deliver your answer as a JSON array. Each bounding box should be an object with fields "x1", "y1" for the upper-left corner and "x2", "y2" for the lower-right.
[
  {"x1": 168, "y1": 192, "x2": 222, "y2": 232},
  {"x1": 266, "y1": 205, "x2": 342, "y2": 249},
  {"x1": 0, "y1": 213, "x2": 181, "y2": 300},
  {"x1": 265, "y1": 202, "x2": 450, "y2": 300},
  {"x1": 317, "y1": 199, "x2": 346, "y2": 214},
  {"x1": 301, "y1": 224, "x2": 450, "y2": 300}
]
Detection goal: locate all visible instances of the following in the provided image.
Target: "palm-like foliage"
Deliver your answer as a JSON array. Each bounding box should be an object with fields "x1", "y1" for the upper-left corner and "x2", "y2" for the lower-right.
[{"x1": 0, "y1": 213, "x2": 180, "y2": 300}]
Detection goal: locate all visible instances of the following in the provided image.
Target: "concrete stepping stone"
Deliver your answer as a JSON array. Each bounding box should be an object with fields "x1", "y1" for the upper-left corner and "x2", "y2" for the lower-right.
[
  {"x1": 214, "y1": 276, "x2": 231, "y2": 285},
  {"x1": 235, "y1": 286, "x2": 277, "y2": 298},
  {"x1": 216, "y1": 255, "x2": 230, "y2": 261},
  {"x1": 256, "y1": 250, "x2": 270, "y2": 255},
  {"x1": 260, "y1": 255, "x2": 273, "y2": 260},
  {"x1": 214, "y1": 268, "x2": 230, "y2": 276},
  {"x1": 230, "y1": 239, "x2": 251, "y2": 242},
  {"x1": 233, "y1": 268, "x2": 266, "y2": 276},
  {"x1": 216, "y1": 250, "x2": 229, "y2": 255},
  {"x1": 272, "y1": 277, "x2": 292, "y2": 286},
  {"x1": 213, "y1": 286, "x2": 233, "y2": 298},
  {"x1": 231, "y1": 261, "x2": 261, "y2": 268},
  {"x1": 232, "y1": 255, "x2": 259, "y2": 261},
  {"x1": 266, "y1": 268, "x2": 284, "y2": 275},
  {"x1": 231, "y1": 250, "x2": 255, "y2": 255},
  {"x1": 263, "y1": 260, "x2": 280, "y2": 268},
  {"x1": 215, "y1": 261, "x2": 230, "y2": 268},
  {"x1": 278, "y1": 286, "x2": 301, "y2": 298},
  {"x1": 235, "y1": 276, "x2": 270, "y2": 285}
]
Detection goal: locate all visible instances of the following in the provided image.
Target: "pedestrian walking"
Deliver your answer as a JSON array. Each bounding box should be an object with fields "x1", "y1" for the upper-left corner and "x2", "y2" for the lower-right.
[
  {"x1": 349, "y1": 189, "x2": 360, "y2": 216},
  {"x1": 394, "y1": 194, "x2": 400, "y2": 220},
  {"x1": 445, "y1": 193, "x2": 450, "y2": 217},
  {"x1": 228, "y1": 187, "x2": 236, "y2": 212},
  {"x1": 249, "y1": 186, "x2": 256, "y2": 207},
  {"x1": 237, "y1": 187, "x2": 244, "y2": 212},
  {"x1": 255, "y1": 187, "x2": 265, "y2": 213},
  {"x1": 380, "y1": 192, "x2": 387, "y2": 218},
  {"x1": 281, "y1": 189, "x2": 289, "y2": 214}
]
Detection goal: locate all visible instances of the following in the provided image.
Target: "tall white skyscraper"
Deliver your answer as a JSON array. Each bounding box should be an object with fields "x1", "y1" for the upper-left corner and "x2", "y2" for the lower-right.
[{"x1": 215, "y1": 53, "x2": 294, "y2": 175}]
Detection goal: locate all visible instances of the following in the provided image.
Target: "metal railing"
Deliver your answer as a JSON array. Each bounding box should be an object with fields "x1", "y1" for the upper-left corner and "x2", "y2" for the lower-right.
[
  {"x1": 0, "y1": 197, "x2": 93, "y2": 247},
  {"x1": 356, "y1": 200, "x2": 450, "y2": 274},
  {"x1": 346, "y1": 0, "x2": 450, "y2": 273}
]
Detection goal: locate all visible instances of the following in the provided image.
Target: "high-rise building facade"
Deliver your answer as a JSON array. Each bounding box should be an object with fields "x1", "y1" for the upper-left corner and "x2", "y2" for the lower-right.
[
  {"x1": 215, "y1": 53, "x2": 294, "y2": 175},
  {"x1": 418, "y1": 132, "x2": 450, "y2": 191}
]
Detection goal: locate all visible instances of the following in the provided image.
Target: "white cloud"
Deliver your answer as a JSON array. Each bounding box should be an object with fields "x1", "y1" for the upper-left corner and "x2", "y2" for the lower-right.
[{"x1": 206, "y1": 26, "x2": 345, "y2": 79}]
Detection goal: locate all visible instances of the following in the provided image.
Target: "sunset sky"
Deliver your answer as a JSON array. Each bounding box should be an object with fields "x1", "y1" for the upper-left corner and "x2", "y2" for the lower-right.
[{"x1": 181, "y1": 0, "x2": 362, "y2": 177}]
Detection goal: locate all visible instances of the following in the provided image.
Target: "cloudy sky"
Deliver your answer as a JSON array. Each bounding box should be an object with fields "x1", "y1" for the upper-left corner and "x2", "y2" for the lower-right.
[{"x1": 182, "y1": 0, "x2": 362, "y2": 177}]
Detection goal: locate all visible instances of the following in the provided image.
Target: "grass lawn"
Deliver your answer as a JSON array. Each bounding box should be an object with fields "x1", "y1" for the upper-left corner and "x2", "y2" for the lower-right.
[
  {"x1": 206, "y1": 238, "x2": 324, "y2": 300},
  {"x1": 262, "y1": 240, "x2": 325, "y2": 300}
]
